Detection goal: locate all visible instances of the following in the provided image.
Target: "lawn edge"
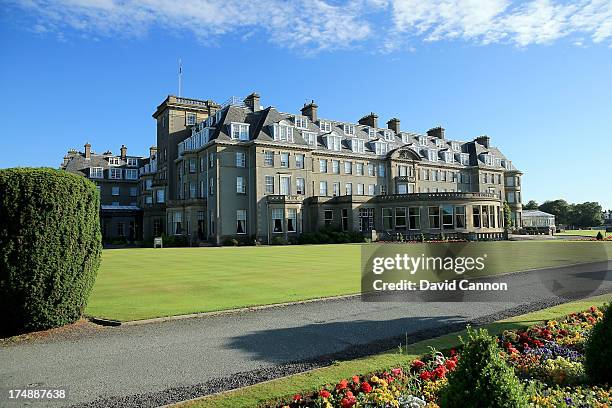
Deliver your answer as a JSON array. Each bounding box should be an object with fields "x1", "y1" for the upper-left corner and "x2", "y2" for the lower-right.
[{"x1": 168, "y1": 293, "x2": 612, "y2": 408}]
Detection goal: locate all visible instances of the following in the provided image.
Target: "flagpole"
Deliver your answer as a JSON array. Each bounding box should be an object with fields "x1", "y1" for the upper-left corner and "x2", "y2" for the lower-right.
[{"x1": 178, "y1": 58, "x2": 182, "y2": 97}]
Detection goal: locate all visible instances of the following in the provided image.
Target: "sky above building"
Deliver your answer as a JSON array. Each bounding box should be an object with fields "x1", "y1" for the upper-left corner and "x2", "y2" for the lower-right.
[{"x1": 1, "y1": 0, "x2": 611, "y2": 209}]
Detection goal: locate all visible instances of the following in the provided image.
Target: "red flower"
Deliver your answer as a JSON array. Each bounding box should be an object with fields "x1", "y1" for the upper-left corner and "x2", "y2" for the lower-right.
[
  {"x1": 320, "y1": 389, "x2": 331, "y2": 399},
  {"x1": 345, "y1": 391, "x2": 354, "y2": 398},
  {"x1": 352, "y1": 375, "x2": 360, "y2": 384},
  {"x1": 341, "y1": 396, "x2": 357, "y2": 408},
  {"x1": 336, "y1": 379, "x2": 348, "y2": 390},
  {"x1": 293, "y1": 394, "x2": 302, "y2": 402},
  {"x1": 433, "y1": 365, "x2": 447, "y2": 379},
  {"x1": 360, "y1": 382, "x2": 372, "y2": 393},
  {"x1": 412, "y1": 359, "x2": 426, "y2": 369},
  {"x1": 420, "y1": 371, "x2": 432, "y2": 381},
  {"x1": 450, "y1": 348, "x2": 457, "y2": 356},
  {"x1": 391, "y1": 368, "x2": 402, "y2": 376},
  {"x1": 445, "y1": 359, "x2": 457, "y2": 370}
]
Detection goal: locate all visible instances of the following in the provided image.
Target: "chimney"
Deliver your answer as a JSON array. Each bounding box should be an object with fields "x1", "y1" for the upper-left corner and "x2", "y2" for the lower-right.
[
  {"x1": 358, "y1": 112, "x2": 378, "y2": 129},
  {"x1": 474, "y1": 135, "x2": 490, "y2": 148},
  {"x1": 62, "y1": 155, "x2": 70, "y2": 167},
  {"x1": 301, "y1": 100, "x2": 318, "y2": 123},
  {"x1": 387, "y1": 118, "x2": 400, "y2": 134},
  {"x1": 244, "y1": 92, "x2": 261, "y2": 112},
  {"x1": 427, "y1": 126, "x2": 445, "y2": 139},
  {"x1": 84, "y1": 143, "x2": 91, "y2": 160},
  {"x1": 149, "y1": 146, "x2": 157, "y2": 159},
  {"x1": 120, "y1": 145, "x2": 127, "y2": 160}
]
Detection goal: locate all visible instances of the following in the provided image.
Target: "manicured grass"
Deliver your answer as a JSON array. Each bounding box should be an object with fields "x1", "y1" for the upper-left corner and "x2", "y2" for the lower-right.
[
  {"x1": 86, "y1": 241, "x2": 612, "y2": 321},
  {"x1": 175, "y1": 294, "x2": 612, "y2": 408},
  {"x1": 556, "y1": 229, "x2": 611, "y2": 237}
]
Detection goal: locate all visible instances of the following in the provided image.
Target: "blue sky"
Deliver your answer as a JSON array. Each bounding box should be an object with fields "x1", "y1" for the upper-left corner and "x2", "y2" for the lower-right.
[{"x1": 1, "y1": 0, "x2": 611, "y2": 209}]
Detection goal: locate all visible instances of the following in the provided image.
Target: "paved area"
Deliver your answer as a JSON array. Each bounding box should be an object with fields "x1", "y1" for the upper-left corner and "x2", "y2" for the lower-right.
[{"x1": 1, "y1": 261, "x2": 610, "y2": 407}]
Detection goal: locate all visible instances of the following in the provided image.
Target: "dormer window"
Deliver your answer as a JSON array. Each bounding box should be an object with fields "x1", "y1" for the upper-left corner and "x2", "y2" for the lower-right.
[
  {"x1": 443, "y1": 151, "x2": 453, "y2": 163},
  {"x1": 231, "y1": 122, "x2": 250, "y2": 141},
  {"x1": 324, "y1": 134, "x2": 342, "y2": 151},
  {"x1": 127, "y1": 158, "x2": 138, "y2": 167},
  {"x1": 343, "y1": 124, "x2": 355, "y2": 136},
  {"x1": 351, "y1": 139, "x2": 365, "y2": 153},
  {"x1": 495, "y1": 158, "x2": 502, "y2": 167},
  {"x1": 214, "y1": 109, "x2": 223, "y2": 124},
  {"x1": 401, "y1": 134, "x2": 411, "y2": 144},
  {"x1": 319, "y1": 120, "x2": 332, "y2": 132},
  {"x1": 368, "y1": 128, "x2": 376, "y2": 138},
  {"x1": 459, "y1": 153, "x2": 470, "y2": 165},
  {"x1": 383, "y1": 130, "x2": 393, "y2": 141},
  {"x1": 90, "y1": 167, "x2": 103, "y2": 179},
  {"x1": 372, "y1": 141, "x2": 388, "y2": 156},
  {"x1": 427, "y1": 149, "x2": 438, "y2": 162},
  {"x1": 294, "y1": 115, "x2": 308, "y2": 129},
  {"x1": 272, "y1": 123, "x2": 294, "y2": 142},
  {"x1": 186, "y1": 112, "x2": 197, "y2": 126},
  {"x1": 302, "y1": 131, "x2": 317, "y2": 147},
  {"x1": 451, "y1": 141, "x2": 461, "y2": 151},
  {"x1": 419, "y1": 136, "x2": 428, "y2": 146},
  {"x1": 435, "y1": 139, "x2": 445, "y2": 148},
  {"x1": 480, "y1": 154, "x2": 494, "y2": 166},
  {"x1": 108, "y1": 157, "x2": 120, "y2": 166}
]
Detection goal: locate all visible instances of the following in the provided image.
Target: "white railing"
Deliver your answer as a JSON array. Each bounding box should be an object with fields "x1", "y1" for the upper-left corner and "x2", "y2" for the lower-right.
[
  {"x1": 221, "y1": 96, "x2": 244, "y2": 109},
  {"x1": 178, "y1": 130, "x2": 210, "y2": 156}
]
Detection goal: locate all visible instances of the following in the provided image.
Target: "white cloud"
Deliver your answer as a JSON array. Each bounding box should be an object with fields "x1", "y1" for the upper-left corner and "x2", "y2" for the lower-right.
[{"x1": 9, "y1": 0, "x2": 612, "y2": 52}]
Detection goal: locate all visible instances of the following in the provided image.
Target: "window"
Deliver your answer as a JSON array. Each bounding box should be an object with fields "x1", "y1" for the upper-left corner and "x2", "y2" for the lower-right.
[
  {"x1": 264, "y1": 151, "x2": 274, "y2": 166},
  {"x1": 333, "y1": 182, "x2": 340, "y2": 197},
  {"x1": 209, "y1": 177, "x2": 214, "y2": 195},
  {"x1": 356, "y1": 163, "x2": 364, "y2": 175},
  {"x1": 127, "y1": 158, "x2": 138, "y2": 167},
  {"x1": 341, "y1": 208, "x2": 349, "y2": 231},
  {"x1": 324, "y1": 210, "x2": 333, "y2": 225},
  {"x1": 419, "y1": 136, "x2": 427, "y2": 146},
  {"x1": 507, "y1": 191, "x2": 515, "y2": 203},
  {"x1": 489, "y1": 205, "x2": 496, "y2": 228},
  {"x1": 428, "y1": 206, "x2": 441, "y2": 229},
  {"x1": 129, "y1": 187, "x2": 137, "y2": 197},
  {"x1": 368, "y1": 163, "x2": 375, "y2": 176},
  {"x1": 374, "y1": 142, "x2": 388, "y2": 155},
  {"x1": 90, "y1": 167, "x2": 103, "y2": 178},
  {"x1": 287, "y1": 208, "x2": 297, "y2": 232},
  {"x1": 235, "y1": 152, "x2": 246, "y2": 167},
  {"x1": 273, "y1": 124, "x2": 294, "y2": 142},
  {"x1": 295, "y1": 154, "x2": 304, "y2": 169},
  {"x1": 265, "y1": 176, "x2": 274, "y2": 194},
  {"x1": 505, "y1": 176, "x2": 515, "y2": 186},
  {"x1": 432, "y1": 169, "x2": 439, "y2": 182},
  {"x1": 395, "y1": 207, "x2": 407, "y2": 229},
  {"x1": 236, "y1": 210, "x2": 247, "y2": 234},
  {"x1": 398, "y1": 165, "x2": 407, "y2": 177},
  {"x1": 383, "y1": 130, "x2": 393, "y2": 141},
  {"x1": 481, "y1": 154, "x2": 494, "y2": 166},
  {"x1": 319, "y1": 159, "x2": 328, "y2": 173},
  {"x1": 378, "y1": 164, "x2": 385, "y2": 177},
  {"x1": 409, "y1": 207, "x2": 420, "y2": 230},
  {"x1": 302, "y1": 132, "x2": 317, "y2": 147},
  {"x1": 231, "y1": 122, "x2": 250, "y2": 140},
  {"x1": 112, "y1": 201, "x2": 120, "y2": 206},
  {"x1": 189, "y1": 159, "x2": 197, "y2": 173},
  {"x1": 200, "y1": 179, "x2": 206, "y2": 198},
  {"x1": 108, "y1": 157, "x2": 120, "y2": 166},
  {"x1": 359, "y1": 208, "x2": 374, "y2": 232},
  {"x1": 295, "y1": 115, "x2": 308, "y2": 129},
  {"x1": 345, "y1": 183, "x2": 352, "y2": 195},
  {"x1": 236, "y1": 176, "x2": 246, "y2": 194},
  {"x1": 460, "y1": 153, "x2": 469, "y2": 165},
  {"x1": 482, "y1": 205, "x2": 489, "y2": 228},
  {"x1": 280, "y1": 176, "x2": 291, "y2": 195},
  {"x1": 357, "y1": 183, "x2": 364, "y2": 195},
  {"x1": 422, "y1": 168, "x2": 429, "y2": 181},
  {"x1": 397, "y1": 183, "x2": 407, "y2": 194},
  {"x1": 427, "y1": 149, "x2": 438, "y2": 162},
  {"x1": 368, "y1": 184, "x2": 375, "y2": 196},
  {"x1": 117, "y1": 222, "x2": 125, "y2": 237},
  {"x1": 444, "y1": 151, "x2": 453, "y2": 163},
  {"x1": 344, "y1": 161, "x2": 352, "y2": 174},
  {"x1": 368, "y1": 128, "x2": 376, "y2": 138},
  {"x1": 435, "y1": 139, "x2": 445, "y2": 148},
  {"x1": 332, "y1": 160, "x2": 340, "y2": 174},
  {"x1": 296, "y1": 178, "x2": 305, "y2": 195},
  {"x1": 319, "y1": 181, "x2": 328, "y2": 196},
  {"x1": 272, "y1": 208, "x2": 284, "y2": 233},
  {"x1": 343, "y1": 124, "x2": 355, "y2": 136},
  {"x1": 280, "y1": 152, "x2": 289, "y2": 168},
  {"x1": 208, "y1": 152, "x2": 215, "y2": 168},
  {"x1": 380, "y1": 185, "x2": 386, "y2": 195},
  {"x1": 189, "y1": 181, "x2": 197, "y2": 198},
  {"x1": 172, "y1": 212, "x2": 183, "y2": 235},
  {"x1": 145, "y1": 179, "x2": 153, "y2": 190},
  {"x1": 440, "y1": 170, "x2": 446, "y2": 182},
  {"x1": 451, "y1": 141, "x2": 461, "y2": 151},
  {"x1": 319, "y1": 121, "x2": 332, "y2": 132},
  {"x1": 325, "y1": 135, "x2": 342, "y2": 151},
  {"x1": 473, "y1": 205, "x2": 481, "y2": 227},
  {"x1": 383, "y1": 208, "x2": 393, "y2": 230},
  {"x1": 455, "y1": 206, "x2": 466, "y2": 228},
  {"x1": 186, "y1": 112, "x2": 197, "y2": 126},
  {"x1": 109, "y1": 168, "x2": 122, "y2": 179},
  {"x1": 145, "y1": 196, "x2": 153, "y2": 204},
  {"x1": 156, "y1": 189, "x2": 165, "y2": 203},
  {"x1": 351, "y1": 138, "x2": 365, "y2": 153},
  {"x1": 112, "y1": 186, "x2": 120, "y2": 196},
  {"x1": 442, "y1": 205, "x2": 454, "y2": 229}
]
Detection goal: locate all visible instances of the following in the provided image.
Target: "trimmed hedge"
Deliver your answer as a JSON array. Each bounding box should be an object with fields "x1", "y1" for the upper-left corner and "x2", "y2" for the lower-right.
[
  {"x1": 585, "y1": 303, "x2": 612, "y2": 383},
  {"x1": 0, "y1": 168, "x2": 102, "y2": 335}
]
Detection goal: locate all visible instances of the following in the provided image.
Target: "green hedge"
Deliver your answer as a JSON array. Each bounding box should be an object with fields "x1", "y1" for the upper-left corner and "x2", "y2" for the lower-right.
[{"x1": 0, "y1": 168, "x2": 102, "y2": 335}]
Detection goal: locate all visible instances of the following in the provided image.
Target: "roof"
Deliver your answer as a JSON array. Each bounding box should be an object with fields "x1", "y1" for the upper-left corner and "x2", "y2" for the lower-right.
[
  {"x1": 522, "y1": 210, "x2": 555, "y2": 218},
  {"x1": 101, "y1": 205, "x2": 141, "y2": 211},
  {"x1": 61, "y1": 148, "x2": 146, "y2": 176}
]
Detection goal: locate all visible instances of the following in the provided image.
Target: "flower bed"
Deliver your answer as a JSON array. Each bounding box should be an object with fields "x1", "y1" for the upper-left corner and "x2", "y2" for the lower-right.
[{"x1": 278, "y1": 306, "x2": 611, "y2": 408}]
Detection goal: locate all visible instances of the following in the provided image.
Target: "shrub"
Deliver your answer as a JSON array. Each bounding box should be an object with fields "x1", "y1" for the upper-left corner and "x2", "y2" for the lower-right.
[
  {"x1": 222, "y1": 237, "x2": 239, "y2": 246},
  {"x1": 271, "y1": 236, "x2": 288, "y2": 245},
  {"x1": 596, "y1": 231, "x2": 604, "y2": 240},
  {"x1": 0, "y1": 168, "x2": 102, "y2": 335},
  {"x1": 439, "y1": 326, "x2": 528, "y2": 408},
  {"x1": 585, "y1": 303, "x2": 612, "y2": 383},
  {"x1": 160, "y1": 233, "x2": 187, "y2": 247}
]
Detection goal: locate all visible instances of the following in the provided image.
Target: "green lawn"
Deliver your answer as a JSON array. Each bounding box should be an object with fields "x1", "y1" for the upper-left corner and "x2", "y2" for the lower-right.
[
  {"x1": 86, "y1": 241, "x2": 612, "y2": 321},
  {"x1": 175, "y1": 294, "x2": 612, "y2": 408},
  {"x1": 556, "y1": 229, "x2": 611, "y2": 237}
]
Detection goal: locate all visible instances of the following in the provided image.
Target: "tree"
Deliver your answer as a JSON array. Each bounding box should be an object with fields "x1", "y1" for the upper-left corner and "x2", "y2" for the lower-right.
[
  {"x1": 539, "y1": 199, "x2": 572, "y2": 225},
  {"x1": 523, "y1": 200, "x2": 539, "y2": 210},
  {"x1": 503, "y1": 201, "x2": 513, "y2": 230},
  {"x1": 571, "y1": 202, "x2": 604, "y2": 228}
]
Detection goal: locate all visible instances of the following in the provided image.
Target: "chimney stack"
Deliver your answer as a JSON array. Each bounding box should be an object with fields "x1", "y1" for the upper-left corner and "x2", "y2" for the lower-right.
[
  {"x1": 387, "y1": 118, "x2": 400, "y2": 134},
  {"x1": 358, "y1": 112, "x2": 378, "y2": 129},
  {"x1": 244, "y1": 92, "x2": 261, "y2": 112},
  {"x1": 427, "y1": 126, "x2": 445, "y2": 139},
  {"x1": 301, "y1": 100, "x2": 318, "y2": 123},
  {"x1": 474, "y1": 135, "x2": 490, "y2": 148},
  {"x1": 120, "y1": 144, "x2": 127, "y2": 160},
  {"x1": 149, "y1": 146, "x2": 157, "y2": 159},
  {"x1": 84, "y1": 143, "x2": 91, "y2": 160}
]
